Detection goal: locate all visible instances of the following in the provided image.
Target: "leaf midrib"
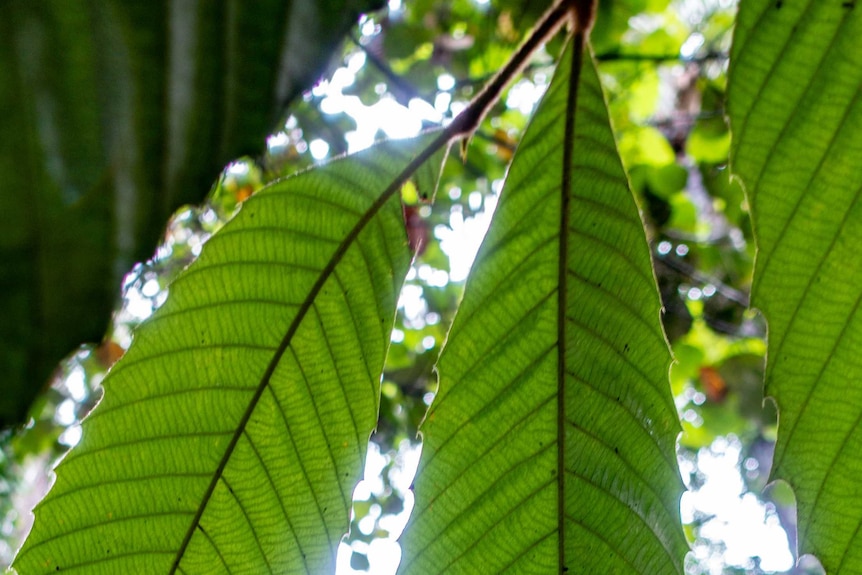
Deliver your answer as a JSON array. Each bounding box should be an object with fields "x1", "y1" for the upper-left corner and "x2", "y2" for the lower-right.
[
  {"x1": 168, "y1": 2, "x2": 579, "y2": 568},
  {"x1": 557, "y1": 28, "x2": 587, "y2": 573},
  {"x1": 168, "y1": 136, "x2": 450, "y2": 573}
]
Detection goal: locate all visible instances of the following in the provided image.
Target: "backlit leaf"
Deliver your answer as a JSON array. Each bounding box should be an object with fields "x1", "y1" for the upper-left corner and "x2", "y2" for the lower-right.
[
  {"x1": 728, "y1": 1, "x2": 862, "y2": 572},
  {"x1": 13, "y1": 134, "x2": 442, "y2": 574},
  {"x1": 400, "y1": 32, "x2": 687, "y2": 575}
]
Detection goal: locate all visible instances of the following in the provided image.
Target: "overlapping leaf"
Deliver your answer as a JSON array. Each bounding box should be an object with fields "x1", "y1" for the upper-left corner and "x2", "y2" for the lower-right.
[
  {"x1": 13, "y1": 134, "x2": 442, "y2": 574},
  {"x1": 400, "y1": 34, "x2": 687, "y2": 574},
  {"x1": 728, "y1": 1, "x2": 862, "y2": 572},
  {"x1": 0, "y1": 0, "x2": 382, "y2": 427}
]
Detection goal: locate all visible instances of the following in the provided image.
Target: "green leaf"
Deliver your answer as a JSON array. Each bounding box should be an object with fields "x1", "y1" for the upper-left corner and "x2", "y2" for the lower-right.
[
  {"x1": 0, "y1": 0, "x2": 383, "y2": 428},
  {"x1": 400, "y1": 35, "x2": 687, "y2": 575},
  {"x1": 728, "y1": 0, "x2": 862, "y2": 572},
  {"x1": 13, "y1": 134, "x2": 442, "y2": 574}
]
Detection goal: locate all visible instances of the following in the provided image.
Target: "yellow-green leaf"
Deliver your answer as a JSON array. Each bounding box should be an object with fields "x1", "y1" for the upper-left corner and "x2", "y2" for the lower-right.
[
  {"x1": 729, "y1": 0, "x2": 862, "y2": 572},
  {"x1": 13, "y1": 134, "x2": 441, "y2": 574},
  {"x1": 400, "y1": 33, "x2": 687, "y2": 575}
]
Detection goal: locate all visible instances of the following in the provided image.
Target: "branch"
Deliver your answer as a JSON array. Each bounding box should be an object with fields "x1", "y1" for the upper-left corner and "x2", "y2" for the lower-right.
[
  {"x1": 596, "y1": 51, "x2": 728, "y2": 63},
  {"x1": 455, "y1": 51, "x2": 728, "y2": 92},
  {"x1": 446, "y1": 0, "x2": 574, "y2": 141},
  {"x1": 350, "y1": 33, "x2": 432, "y2": 104},
  {"x1": 655, "y1": 252, "x2": 749, "y2": 307},
  {"x1": 474, "y1": 129, "x2": 517, "y2": 152}
]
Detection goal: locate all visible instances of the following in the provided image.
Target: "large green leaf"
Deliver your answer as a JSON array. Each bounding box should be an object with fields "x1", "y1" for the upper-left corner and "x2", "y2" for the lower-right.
[
  {"x1": 13, "y1": 134, "x2": 443, "y2": 574},
  {"x1": 0, "y1": 0, "x2": 383, "y2": 428},
  {"x1": 399, "y1": 32, "x2": 687, "y2": 575},
  {"x1": 728, "y1": 1, "x2": 862, "y2": 572}
]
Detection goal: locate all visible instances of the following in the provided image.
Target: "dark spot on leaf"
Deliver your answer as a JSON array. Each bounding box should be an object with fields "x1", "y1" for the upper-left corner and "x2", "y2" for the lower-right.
[
  {"x1": 563, "y1": 567, "x2": 569, "y2": 572},
  {"x1": 843, "y1": 1, "x2": 855, "y2": 8},
  {"x1": 775, "y1": 0, "x2": 782, "y2": 7},
  {"x1": 614, "y1": 447, "x2": 619, "y2": 454},
  {"x1": 624, "y1": 343, "x2": 630, "y2": 353}
]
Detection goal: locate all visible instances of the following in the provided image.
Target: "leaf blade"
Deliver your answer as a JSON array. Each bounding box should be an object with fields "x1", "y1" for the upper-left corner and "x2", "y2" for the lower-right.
[
  {"x1": 14, "y1": 134, "x2": 441, "y2": 574},
  {"x1": 0, "y1": 0, "x2": 381, "y2": 428},
  {"x1": 400, "y1": 36, "x2": 686, "y2": 575},
  {"x1": 728, "y1": 1, "x2": 862, "y2": 571}
]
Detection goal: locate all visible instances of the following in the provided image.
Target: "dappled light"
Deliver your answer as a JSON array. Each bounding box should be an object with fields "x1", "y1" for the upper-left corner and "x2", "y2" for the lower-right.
[
  {"x1": 680, "y1": 436, "x2": 793, "y2": 574},
  {"x1": 1, "y1": 0, "x2": 855, "y2": 573}
]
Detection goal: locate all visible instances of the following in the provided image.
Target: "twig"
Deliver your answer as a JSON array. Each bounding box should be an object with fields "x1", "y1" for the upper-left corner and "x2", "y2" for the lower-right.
[
  {"x1": 447, "y1": 0, "x2": 574, "y2": 141},
  {"x1": 455, "y1": 51, "x2": 728, "y2": 91},
  {"x1": 655, "y1": 253, "x2": 749, "y2": 307},
  {"x1": 350, "y1": 33, "x2": 432, "y2": 104},
  {"x1": 596, "y1": 51, "x2": 728, "y2": 63},
  {"x1": 473, "y1": 129, "x2": 517, "y2": 152}
]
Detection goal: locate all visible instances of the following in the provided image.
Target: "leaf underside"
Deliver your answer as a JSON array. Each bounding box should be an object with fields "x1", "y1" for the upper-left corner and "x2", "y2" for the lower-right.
[
  {"x1": 0, "y1": 0, "x2": 380, "y2": 428},
  {"x1": 728, "y1": 1, "x2": 862, "y2": 572},
  {"x1": 400, "y1": 36, "x2": 687, "y2": 575},
  {"x1": 13, "y1": 135, "x2": 441, "y2": 574}
]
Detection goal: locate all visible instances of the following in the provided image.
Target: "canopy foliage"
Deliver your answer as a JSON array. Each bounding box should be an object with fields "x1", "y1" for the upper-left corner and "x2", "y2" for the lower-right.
[{"x1": 3, "y1": 0, "x2": 861, "y2": 573}]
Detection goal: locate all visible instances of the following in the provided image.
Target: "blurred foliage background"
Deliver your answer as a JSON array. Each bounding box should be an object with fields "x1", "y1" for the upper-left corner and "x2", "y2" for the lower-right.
[{"x1": 0, "y1": 1, "x2": 826, "y2": 574}]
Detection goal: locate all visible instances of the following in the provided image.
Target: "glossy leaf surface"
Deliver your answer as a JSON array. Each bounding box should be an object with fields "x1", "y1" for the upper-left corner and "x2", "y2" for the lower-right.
[
  {"x1": 13, "y1": 135, "x2": 440, "y2": 574},
  {"x1": 400, "y1": 35, "x2": 687, "y2": 575},
  {"x1": 0, "y1": 0, "x2": 382, "y2": 428},
  {"x1": 728, "y1": 1, "x2": 862, "y2": 572}
]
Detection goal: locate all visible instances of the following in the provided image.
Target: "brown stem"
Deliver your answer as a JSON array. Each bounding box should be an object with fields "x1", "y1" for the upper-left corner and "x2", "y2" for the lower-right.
[
  {"x1": 446, "y1": 0, "x2": 576, "y2": 142},
  {"x1": 572, "y1": 0, "x2": 596, "y2": 33},
  {"x1": 171, "y1": 6, "x2": 581, "y2": 570}
]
